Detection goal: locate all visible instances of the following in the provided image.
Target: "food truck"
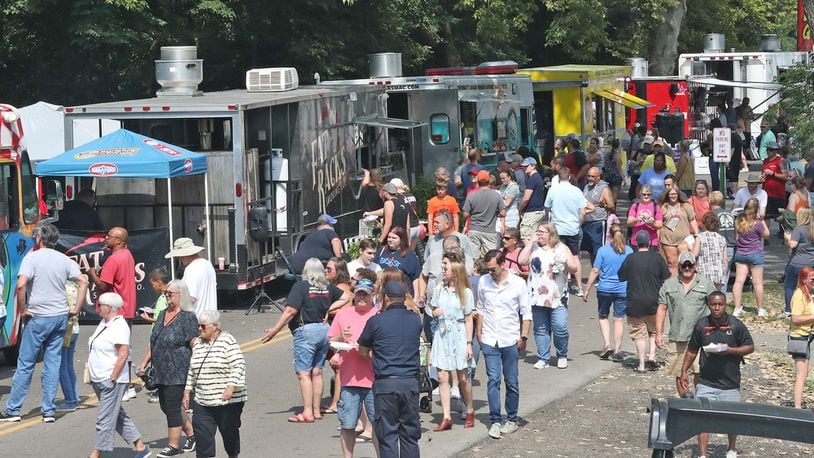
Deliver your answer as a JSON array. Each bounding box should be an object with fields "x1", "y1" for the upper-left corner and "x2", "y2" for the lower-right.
[
  {"x1": 56, "y1": 47, "x2": 397, "y2": 295},
  {"x1": 518, "y1": 64, "x2": 653, "y2": 160},
  {"x1": 319, "y1": 54, "x2": 535, "y2": 176}
]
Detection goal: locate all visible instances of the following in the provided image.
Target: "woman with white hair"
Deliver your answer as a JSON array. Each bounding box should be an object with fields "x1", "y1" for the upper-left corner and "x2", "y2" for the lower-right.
[
  {"x1": 88, "y1": 292, "x2": 150, "y2": 458},
  {"x1": 261, "y1": 258, "x2": 350, "y2": 423},
  {"x1": 183, "y1": 310, "x2": 247, "y2": 458},
  {"x1": 137, "y1": 280, "x2": 200, "y2": 457}
]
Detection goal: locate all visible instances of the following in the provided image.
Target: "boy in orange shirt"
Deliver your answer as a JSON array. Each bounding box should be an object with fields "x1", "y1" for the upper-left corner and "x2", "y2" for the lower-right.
[{"x1": 427, "y1": 179, "x2": 460, "y2": 234}]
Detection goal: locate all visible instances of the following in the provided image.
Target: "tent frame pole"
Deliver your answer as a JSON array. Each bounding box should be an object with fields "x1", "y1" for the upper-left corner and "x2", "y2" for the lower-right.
[
  {"x1": 167, "y1": 177, "x2": 175, "y2": 279},
  {"x1": 204, "y1": 172, "x2": 211, "y2": 260}
]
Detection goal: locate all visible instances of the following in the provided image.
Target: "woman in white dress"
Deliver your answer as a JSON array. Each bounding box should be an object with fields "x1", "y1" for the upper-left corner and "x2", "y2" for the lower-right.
[{"x1": 429, "y1": 255, "x2": 475, "y2": 431}]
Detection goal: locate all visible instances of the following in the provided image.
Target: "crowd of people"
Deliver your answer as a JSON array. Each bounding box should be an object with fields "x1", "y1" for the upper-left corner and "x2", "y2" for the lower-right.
[
  {"x1": 2, "y1": 114, "x2": 814, "y2": 457},
  {"x1": 262, "y1": 126, "x2": 814, "y2": 457}
]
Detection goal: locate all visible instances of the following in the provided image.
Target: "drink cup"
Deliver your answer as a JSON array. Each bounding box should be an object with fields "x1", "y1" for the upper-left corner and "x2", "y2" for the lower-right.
[{"x1": 218, "y1": 257, "x2": 225, "y2": 270}]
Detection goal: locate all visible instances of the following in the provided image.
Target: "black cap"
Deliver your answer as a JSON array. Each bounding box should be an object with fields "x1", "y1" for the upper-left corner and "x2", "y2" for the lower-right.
[{"x1": 382, "y1": 280, "x2": 406, "y2": 298}]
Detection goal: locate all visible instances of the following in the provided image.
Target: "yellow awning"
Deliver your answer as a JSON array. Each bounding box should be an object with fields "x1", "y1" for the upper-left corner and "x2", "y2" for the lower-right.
[{"x1": 595, "y1": 88, "x2": 654, "y2": 109}]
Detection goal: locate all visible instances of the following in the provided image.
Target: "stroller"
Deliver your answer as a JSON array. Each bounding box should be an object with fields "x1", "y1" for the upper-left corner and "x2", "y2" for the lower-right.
[{"x1": 418, "y1": 341, "x2": 438, "y2": 413}]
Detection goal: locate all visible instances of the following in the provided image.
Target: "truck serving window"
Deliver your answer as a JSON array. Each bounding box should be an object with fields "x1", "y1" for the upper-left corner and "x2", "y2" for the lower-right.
[
  {"x1": 430, "y1": 114, "x2": 450, "y2": 145},
  {"x1": 19, "y1": 156, "x2": 39, "y2": 224}
]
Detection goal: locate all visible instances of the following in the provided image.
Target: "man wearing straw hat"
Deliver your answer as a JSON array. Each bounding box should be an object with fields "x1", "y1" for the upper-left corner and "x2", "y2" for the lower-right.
[
  {"x1": 166, "y1": 238, "x2": 217, "y2": 317},
  {"x1": 732, "y1": 172, "x2": 767, "y2": 218}
]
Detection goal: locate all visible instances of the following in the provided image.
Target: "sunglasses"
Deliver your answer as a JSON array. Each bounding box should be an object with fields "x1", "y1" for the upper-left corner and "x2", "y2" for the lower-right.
[
  {"x1": 681, "y1": 263, "x2": 695, "y2": 269},
  {"x1": 199, "y1": 323, "x2": 212, "y2": 330},
  {"x1": 164, "y1": 291, "x2": 177, "y2": 298},
  {"x1": 325, "y1": 267, "x2": 334, "y2": 272},
  {"x1": 502, "y1": 236, "x2": 514, "y2": 240},
  {"x1": 641, "y1": 193, "x2": 652, "y2": 196}
]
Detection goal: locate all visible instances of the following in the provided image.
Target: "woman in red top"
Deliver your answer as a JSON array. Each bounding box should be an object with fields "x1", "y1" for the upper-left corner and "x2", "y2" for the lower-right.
[
  {"x1": 688, "y1": 180, "x2": 711, "y2": 227},
  {"x1": 500, "y1": 228, "x2": 529, "y2": 279}
]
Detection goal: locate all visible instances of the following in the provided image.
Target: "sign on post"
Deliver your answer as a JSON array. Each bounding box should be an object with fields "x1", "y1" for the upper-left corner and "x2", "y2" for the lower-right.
[{"x1": 713, "y1": 128, "x2": 732, "y2": 163}]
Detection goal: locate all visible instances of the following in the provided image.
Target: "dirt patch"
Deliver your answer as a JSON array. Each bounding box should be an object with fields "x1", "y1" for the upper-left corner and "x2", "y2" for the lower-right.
[{"x1": 456, "y1": 339, "x2": 814, "y2": 457}]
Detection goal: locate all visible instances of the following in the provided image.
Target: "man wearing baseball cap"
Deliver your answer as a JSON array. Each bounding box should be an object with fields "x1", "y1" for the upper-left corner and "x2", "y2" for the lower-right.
[
  {"x1": 378, "y1": 182, "x2": 410, "y2": 244},
  {"x1": 460, "y1": 148, "x2": 485, "y2": 195},
  {"x1": 463, "y1": 170, "x2": 506, "y2": 256},
  {"x1": 327, "y1": 278, "x2": 379, "y2": 455},
  {"x1": 288, "y1": 215, "x2": 343, "y2": 274},
  {"x1": 358, "y1": 280, "x2": 422, "y2": 457},
  {"x1": 655, "y1": 251, "x2": 716, "y2": 396},
  {"x1": 518, "y1": 156, "x2": 546, "y2": 239}
]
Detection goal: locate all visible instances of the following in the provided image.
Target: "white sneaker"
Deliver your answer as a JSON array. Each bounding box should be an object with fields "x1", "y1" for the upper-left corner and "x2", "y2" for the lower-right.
[
  {"x1": 757, "y1": 308, "x2": 769, "y2": 318},
  {"x1": 732, "y1": 308, "x2": 744, "y2": 318},
  {"x1": 533, "y1": 360, "x2": 549, "y2": 370},
  {"x1": 557, "y1": 357, "x2": 568, "y2": 369},
  {"x1": 488, "y1": 423, "x2": 502, "y2": 439},
  {"x1": 450, "y1": 386, "x2": 461, "y2": 399},
  {"x1": 726, "y1": 450, "x2": 738, "y2": 458},
  {"x1": 500, "y1": 420, "x2": 518, "y2": 434},
  {"x1": 122, "y1": 387, "x2": 137, "y2": 402}
]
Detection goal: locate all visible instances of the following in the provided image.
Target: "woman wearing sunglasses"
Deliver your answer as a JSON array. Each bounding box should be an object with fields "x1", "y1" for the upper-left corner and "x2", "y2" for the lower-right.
[{"x1": 137, "y1": 280, "x2": 200, "y2": 457}]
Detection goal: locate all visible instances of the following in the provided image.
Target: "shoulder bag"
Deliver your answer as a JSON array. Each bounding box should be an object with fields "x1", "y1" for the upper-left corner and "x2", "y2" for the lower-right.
[{"x1": 786, "y1": 334, "x2": 811, "y2": 358}]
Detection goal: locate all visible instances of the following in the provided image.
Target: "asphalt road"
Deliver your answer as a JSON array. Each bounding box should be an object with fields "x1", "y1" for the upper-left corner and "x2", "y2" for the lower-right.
[{"x1": 0, "y1": 270, "x2": 632, "y2": 457}]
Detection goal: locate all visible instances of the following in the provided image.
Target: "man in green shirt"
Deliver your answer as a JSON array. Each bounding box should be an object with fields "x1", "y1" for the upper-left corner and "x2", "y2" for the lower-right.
[{"x1": 655, "y1": 251, "x2": 716, "y2": 396}]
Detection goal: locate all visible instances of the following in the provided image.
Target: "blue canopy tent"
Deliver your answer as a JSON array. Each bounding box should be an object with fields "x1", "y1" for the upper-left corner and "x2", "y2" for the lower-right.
[{"x1": 36, "y1": 128, "x2": 211, "y2": 277}]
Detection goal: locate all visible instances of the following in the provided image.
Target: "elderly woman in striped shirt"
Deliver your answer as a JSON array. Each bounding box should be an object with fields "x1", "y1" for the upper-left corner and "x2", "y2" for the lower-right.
[{"x1": 182, "y1": 310, "x2": 247, "y2": 458}]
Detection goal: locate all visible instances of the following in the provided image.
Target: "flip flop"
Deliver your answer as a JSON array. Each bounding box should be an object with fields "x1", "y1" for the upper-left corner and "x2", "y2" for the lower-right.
[
  {"x1": 632, "y1": 367, "x2": 648, "y2": 374},
  {"x1": 599, "y1": 348, "x2": 613, "y2": 360},
  {"x1": 321, "y1": 408, "x2": 338, "y2": 414},
  {"x1": 356, "y1": 434, "x2": 373, "y2": 444},
  {"x1": 287, "y1": 413, "x2": 315, "y2": 423}
]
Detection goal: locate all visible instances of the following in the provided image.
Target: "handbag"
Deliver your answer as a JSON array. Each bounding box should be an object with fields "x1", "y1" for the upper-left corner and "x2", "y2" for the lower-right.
[
  {"x1": 786, "y1": 335, "x2": 811, "y2": 357},
  {"x1": 141, "y1": 365, "x2": 157, "y2": 391}
]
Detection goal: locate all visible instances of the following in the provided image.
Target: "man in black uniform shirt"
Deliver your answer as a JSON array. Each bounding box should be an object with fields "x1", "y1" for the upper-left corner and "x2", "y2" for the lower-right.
[
  {"x1": 55, "y1": 188, "x2": 103, "y2": 231},
  {"x1": 358, "y1": 280, "x2": 422, "y2": 458},
  {"x1": 680, "y1": 291, "x2": 754, "y2": 458}
]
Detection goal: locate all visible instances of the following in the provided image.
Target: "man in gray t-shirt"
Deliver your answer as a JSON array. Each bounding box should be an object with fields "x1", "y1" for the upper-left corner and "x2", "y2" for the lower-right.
[
  {"x1": 463, "y1": 171, "x2": 506, "y2": 256},
  {"x1": 1, "y1": 224, "x2": 88, "y2": 422}
]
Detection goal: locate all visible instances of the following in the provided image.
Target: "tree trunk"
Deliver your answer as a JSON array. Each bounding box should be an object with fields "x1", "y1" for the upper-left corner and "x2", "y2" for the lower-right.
[
  {"x1": 803, "y1": 0, "x2": 814, "y2": 40},
  {"x1": 648, "y1": 0, "x2": 688, "y2": 76}
]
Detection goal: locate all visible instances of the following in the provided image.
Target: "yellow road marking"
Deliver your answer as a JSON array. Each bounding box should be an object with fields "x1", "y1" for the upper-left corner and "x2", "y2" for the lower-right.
[{"x1": 0, "y1": 331, "x2": 291, "y2": 437}]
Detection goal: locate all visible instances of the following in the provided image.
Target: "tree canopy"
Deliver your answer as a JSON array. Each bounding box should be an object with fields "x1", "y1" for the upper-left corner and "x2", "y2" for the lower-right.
[{"x1": 0, "y1": 0, "x2": 799, "y2": 106}]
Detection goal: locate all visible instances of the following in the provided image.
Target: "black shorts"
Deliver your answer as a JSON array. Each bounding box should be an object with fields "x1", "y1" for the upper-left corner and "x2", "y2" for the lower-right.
[
  {"x1": 766, "y1": 197, "x2": 785, "y2": 219},
  {"x1": 560, "y1": 231, "x2": 583, "y2": 256},
  {"x1": 157, "y1": 384, "x2": 185, "y2": 428}
]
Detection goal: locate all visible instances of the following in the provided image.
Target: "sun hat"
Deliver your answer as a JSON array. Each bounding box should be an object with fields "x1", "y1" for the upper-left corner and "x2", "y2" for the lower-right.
[{"x1": 165, "y1": 237, "x2": 204, "y2": 258}]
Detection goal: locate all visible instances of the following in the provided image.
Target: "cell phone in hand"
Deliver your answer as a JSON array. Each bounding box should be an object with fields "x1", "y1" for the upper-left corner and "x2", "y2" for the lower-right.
[{"x1": 139, "y1": 306, "x2": 154, "y2": 315}]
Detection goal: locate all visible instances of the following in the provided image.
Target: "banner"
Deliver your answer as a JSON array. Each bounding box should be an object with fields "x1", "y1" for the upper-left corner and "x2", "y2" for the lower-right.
[
  {"x1": 799, "y1": 0, "x2": 813, "y2": 51},
  {"x1": 57, "y1": 227, "x2": 170, "y2": 320}
]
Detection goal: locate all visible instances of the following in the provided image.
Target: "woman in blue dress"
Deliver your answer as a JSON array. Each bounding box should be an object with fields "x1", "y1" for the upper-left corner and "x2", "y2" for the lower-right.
[{"x1": 430, "y1": 255, "x2": 475, "y2": 431}]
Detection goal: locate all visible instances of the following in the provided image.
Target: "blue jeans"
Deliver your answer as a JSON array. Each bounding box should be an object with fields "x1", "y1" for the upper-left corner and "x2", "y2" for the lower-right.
[
  {"x1": 532, "y1": 303, "x2": 569, "y2": 363},
  {"x1": 5, "y1": 314, "x2": 68, "y2": 417},
  {"x1": 59, "y1": 332, "x2": 80, "y2": 405},
  {"x1": 721, "y1": 246, "x2": 735, "y2": 293},
  {"x1": 785, "y1": 263, "x2": 805, "y2": 314},
  {"x1": 481, "y1": 342, "x2": 519, "y2": 425}
]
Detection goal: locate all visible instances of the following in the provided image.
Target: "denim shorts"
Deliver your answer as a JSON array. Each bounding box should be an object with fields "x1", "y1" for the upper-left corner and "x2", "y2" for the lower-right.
[
  {"x1": 597, "y1": 291, "x2": 627, "y2": 318},
  {"x1": 337, "y1": 386, "x2": 375, "y2": 430},
  {"x1": 292, "y1": 322, "x2": 330, "y2": 373},
  {"x1": 733, "y1": 251, "x2": 765, "y2": 266},
  {"x1": 695, "y1": 383, "x2": 741, "y2": 402}
]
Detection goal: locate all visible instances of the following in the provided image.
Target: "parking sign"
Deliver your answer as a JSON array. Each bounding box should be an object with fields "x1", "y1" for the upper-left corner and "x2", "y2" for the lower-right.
[{"x1": 713, "y1": 128, "x2": 731, "y2": 163}]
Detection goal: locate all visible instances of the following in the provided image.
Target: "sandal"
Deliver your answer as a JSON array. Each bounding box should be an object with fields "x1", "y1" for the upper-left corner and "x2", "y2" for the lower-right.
[
  {"x1": 599, "y1": 348, "x2": 613, "y2": 360},
  {"x1": 632, "y1": 367, "x2": 648, "y2": 374},
  {"x1": 355, "y1": 434, "x2": 373, "y2": 444},
  {"x1": 287, "y1": 413, "x2": 315, "y2": 423},
  {"x1": 321, "y1": 408, "x2": 338, "y2": 414}
]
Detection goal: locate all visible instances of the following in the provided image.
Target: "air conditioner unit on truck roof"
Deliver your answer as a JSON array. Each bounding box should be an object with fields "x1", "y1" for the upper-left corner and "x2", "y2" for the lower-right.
[{"x1": 246, "y1": 68, "x2": 299, "y2": 92}]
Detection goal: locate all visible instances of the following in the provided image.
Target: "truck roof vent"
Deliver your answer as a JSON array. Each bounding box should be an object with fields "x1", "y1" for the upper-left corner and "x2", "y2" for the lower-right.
[
  {"x1": 760, "y1": 34, "x2": 781, "y2": 52},
  {"x1": 703, "y1": 33, "x2": 725, "y2": 53},
  {"x1": 246, "y1": 68, "x2": 299, "y2": 92},
  {"x1": 155, "y1": 46, "x2": 203, "y2": 97}
]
